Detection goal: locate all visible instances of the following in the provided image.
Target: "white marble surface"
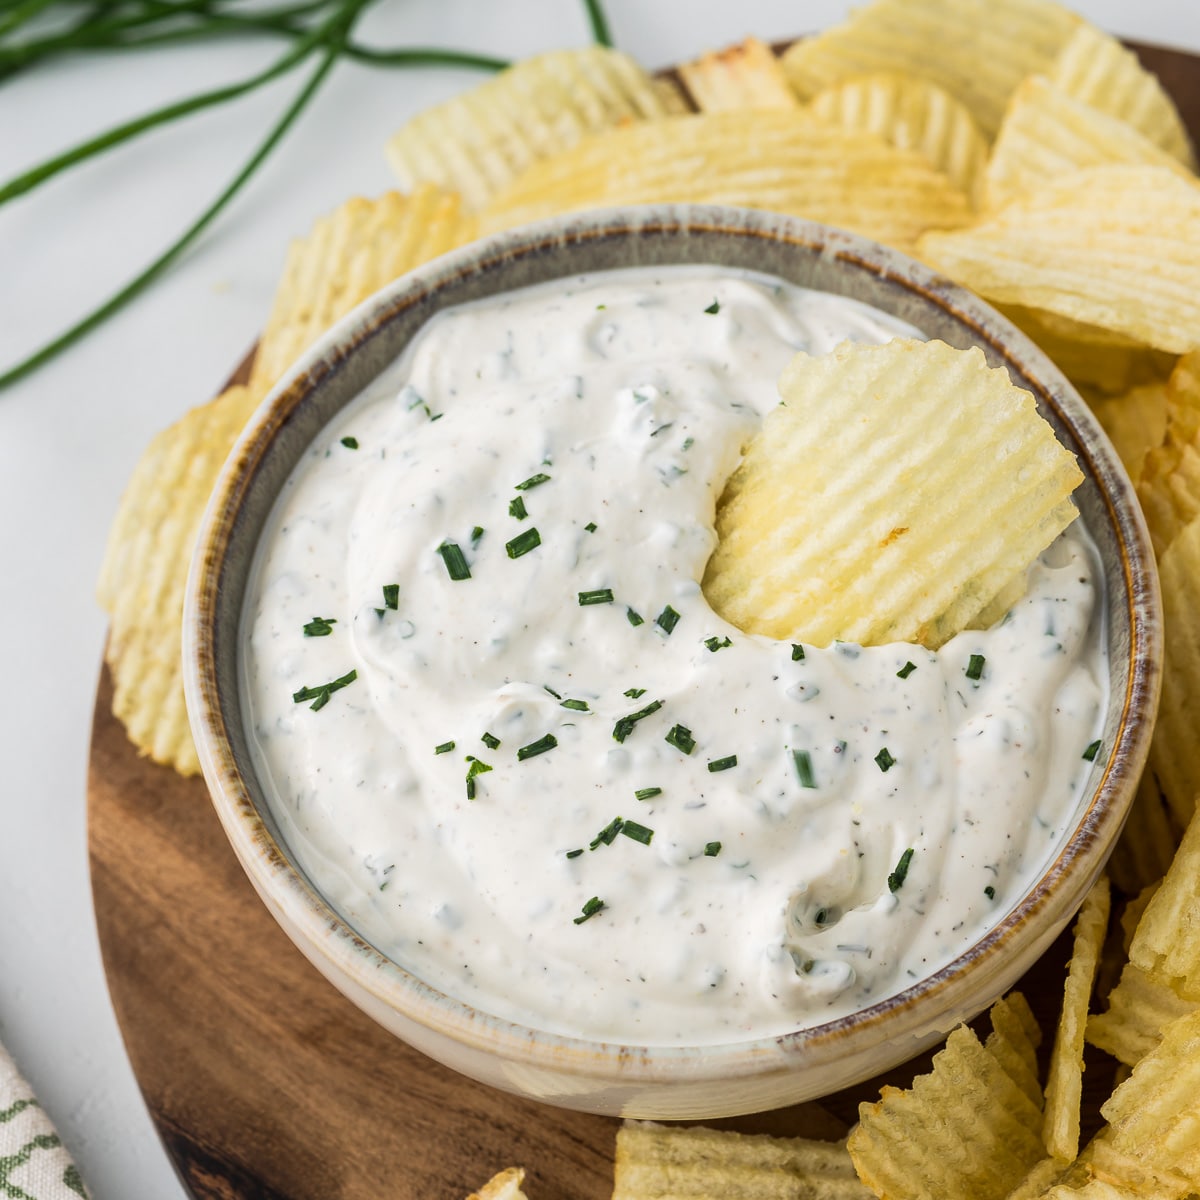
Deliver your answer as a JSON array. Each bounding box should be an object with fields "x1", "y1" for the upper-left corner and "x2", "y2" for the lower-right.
[{"x1": 1, "y1": 2, "x2": 1197, "y2": 1197}]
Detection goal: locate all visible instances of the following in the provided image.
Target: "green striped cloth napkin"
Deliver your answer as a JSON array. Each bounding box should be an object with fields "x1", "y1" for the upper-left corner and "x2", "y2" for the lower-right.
[{"x1": 0, "y1": 1044, "x2": 89, "y2": 1199}]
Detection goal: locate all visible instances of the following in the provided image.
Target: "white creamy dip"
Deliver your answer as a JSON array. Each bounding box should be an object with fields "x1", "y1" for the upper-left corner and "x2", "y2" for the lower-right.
[{"x1": 242, "y1": 266, "x2": 1107, "y2": 1045}]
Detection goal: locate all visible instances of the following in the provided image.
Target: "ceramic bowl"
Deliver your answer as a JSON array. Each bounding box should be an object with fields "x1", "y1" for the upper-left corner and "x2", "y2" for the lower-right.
[{"x1": 183, "y1": 204, "x2": 1160, "y2": 1121}]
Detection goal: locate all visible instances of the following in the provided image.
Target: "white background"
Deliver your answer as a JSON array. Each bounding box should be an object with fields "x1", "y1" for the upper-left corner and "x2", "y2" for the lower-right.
[{"x1": 2, "y1": 2, "x2": 1198, "y2": 1196}]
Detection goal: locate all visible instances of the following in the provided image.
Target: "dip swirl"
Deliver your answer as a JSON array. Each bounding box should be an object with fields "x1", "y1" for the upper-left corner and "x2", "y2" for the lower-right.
[{"x1": 242, "y1": 266, "x2": 1106, "y2": 1045}]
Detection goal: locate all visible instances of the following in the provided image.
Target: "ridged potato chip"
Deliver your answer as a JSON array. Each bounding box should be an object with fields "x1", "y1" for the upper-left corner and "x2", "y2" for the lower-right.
[
  {"x1": 250, "y1": 185, "x2": 475, "y2": 393},
  {"x1": 847, "y1": 994, "x2": 1044, "y2": 1200},
  {"x1": 679, "y1": 37, "x2": 799, "y2": 112},
  {"x1": 1087, "y1": 962, "x2": 1197, "y2": 1067},
  {"x1": 919, "y1": 166, "x2": 1200, "y2": 356},
  {"x1": 1128, "y1": 784, "x2": 1200, "y2": 991},
  {"x1": 808, "y1": 72, "x2": 988, "y2": 202},
  {"x1": 989, "y1": 993, "x2": 1045, "y2": 1107},
  {"x1": 703, "y1": 339, "x2": 1082, "y2": 648},
  {"x1": 1005, "y1": 1158, "x2": 1063, "y2": 1199},
  {"x1": 466, "y1": 1168, "x2": 528, "y2": 1200},
  {"x1": 478, "y1": 112, "x2": 973, "y2": 254},
  {"x1": 1145, "y1": 518, "x2": 1200, "y2": 829},
  {"x1": 1101, "y1": 1009, "x2": 1200, "y2": 1186},
  {"x1": 780, "y1": 0, "x2": 1080, "y2": 136},
  {"x1": 984, "y1": 76, "x2": 1190, "y2": 211},
  {"x1": 1103, "y1": 773, "x2": 1180, "y2": 896},
  {"x1": 1044, "y1": 1134, "x2": 1192, "y2": 1198},
  {"x1": 97, "y1": 383, "x2": 263, "y2": 774},
  {"x1": 100, "y1": 190, "x2": 471, "y2": 774},
  {"x1": 1087, "y1": 381, "x2": 1170, "y2": 488},
  {"x1": 999, "y1": 305, "x2": 1175, "y2": 396},
  {"x1": 384, "y1": 47, "x2": 684, "y2": 211},
  {"x1": 1043, "y1": 877, "x2": 1112, "y2": 1162},
  {"x1": 1137, "y1": 353, "x2": 1200, "y2": 557},
  {"x1": 614, "y1": 1122, "x2": 872, "y2": 1199},
  {"x1": 1048, "y1": 24, "x2": 1196, "y2": 168}
]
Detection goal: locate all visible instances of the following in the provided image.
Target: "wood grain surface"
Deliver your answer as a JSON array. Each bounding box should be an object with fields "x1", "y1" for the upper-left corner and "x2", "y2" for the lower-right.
[{"x1": 88, "y1": 40, "x2": 1197, "y2": 1200}]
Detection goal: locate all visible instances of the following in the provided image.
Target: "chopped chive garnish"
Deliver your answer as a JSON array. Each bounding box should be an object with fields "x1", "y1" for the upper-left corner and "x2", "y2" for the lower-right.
[
  {"x1": 566, "y1": 848, "x2": 583, "y2": 859},
  {"x1": 791, "y1": 644, "x2": 805, "y2": 661},
  {"x1": 1083, "y1": 739, "x2": 1102, "y2": 761},
  {"x1": 966, "y1": 653, "x2": 986, "y2": 681},
  {"x1": 481, "y1": 732, "x2": 501, "y2": 750},
  {"x1": 506, "y1": 527, "x2": 542, "y2": 559},
  {"x1": 544, "y1": 685, "x2": 563, "y2": 699},
  {"x1": 578, "y1": 588, "x2": 615, "y2": 606},
  {"x1": 984, "y1": 885, "x2": 996, "y2": 899},
  {"x1": 382, "y1": 583, "x2": 400, "y2": 611},
  {"x1": 626, "y1": 607, "x2": 645, "y2": 627},
  {"x1": 292, "y1": 668, "x2": 357, "y2": 712},
  {"x1": 515, "y1": 473, "x2": 551, "y2": 491},
  {"x1": 875, "y1": 747, "x2": 896, "y2": 772},
  {"x1": 656, "y1": 604, "x2": 681, "y2": 634},
  {"x1": 437, "y1": 540, "x2": 471, "y2": 581},
  {"x1": 793, "y1": 749, "x2": 817, "y2": 789},
  {"x1": 584, "y1": 522, "x2": 597, "y2": 532},
  {"x1": 613, "y1": 699, "x2": 664, "y2": 743},
  {"x1": 340, "y1": 436, "x2": 358, "y2": 449},
  {"x1": 464, "y1": 756, "x2": 493, "y2": 800},
  {"x1": 471, "y1": 525, "x2": 485, "y2": 545},
  {"x1": 373, "y1": 608, "x2": 386, "y2": 619},
  {"x1": 707, "y1": 754, "x2": 737, "y2": 772},
  {"x1": 624, "y1": 687, "x2": 646, "y2": 699},
  {"x1": 888, "y1": 848, "x2": 914, "y2": 892},
  {"x1": 635, "y1": 786, "x2": 662, "y2": 801},
  {"x1": 517, "y1": 733, "x2": 558, "y2": 760},
  {"x1": 561, "y1": 698, "x2": 590, "y2": 712},
  {"x1": 509, "y1": 496, "x2": 528, "y2": 520},
  {"x1": 622, "y1": 820, "x2": 654, "y2": 845},
  {"x1": 590, "y1": 817, "x2": 624, "y2": 849},
  {"x1": 573, "y1": 896, "x2": 605, "y2": 924},
  {"x1": 302, "y1": 616, "x2": 336, "y2": 637},
  {"x1": 704, "y1": 841, "x2": 722, "y2": 857},
  {"x1": 665, "y1": 724, "x2": 696, "y2": 755},
  {"x1": 704, "y1": 299, "x2": 720, "y2": 314},
  {"x1": 704, "y1": 635, "x2": 732, "y2": 652},
  {"x1": 434, "y1": 741, "x2": 455, "y2": 755},
  {"x1": 897, "y1": 661, "x2": 917, "y2": 679}
]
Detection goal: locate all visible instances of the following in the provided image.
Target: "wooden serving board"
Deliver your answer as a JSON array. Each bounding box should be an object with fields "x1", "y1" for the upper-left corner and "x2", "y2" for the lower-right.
[{"x1": 88, "y1": 41, "x2": 1200, "y2": 1200}]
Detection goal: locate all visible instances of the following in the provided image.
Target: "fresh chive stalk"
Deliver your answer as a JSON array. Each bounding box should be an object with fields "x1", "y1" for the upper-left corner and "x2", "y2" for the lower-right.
[
  {"x1": 292, "y1": 667, "x2": 357, "y2": 711},
  {"x1": 665, "y1": 724, "x2": 695, "y2": 755},
  {"x1": 621, "y1": 820, "x2": 653, "y2": 845},
  {"x1": 517, "y1": 734, "x2": 557, "y2": 760},
  {"x1": 573, "y1": 896, "x2": 605, "y2": 924},
  {"x1": 578, "y1": 588, "x2": 614, "y2": 606},
  {"x1": 888, "y1": 848, "x2": 914, "y2": 892},
  {"x1": 792, "y1": 749, "x2": 816, "y2": 789},
  {"x1": 655, "y1": 604, "x2": 681, "y2": 634},
  {"x1": 437, "y1": 540, "x2": 471, "y2": 580},
  {"x1": 506, "y1": 528, "x2": 541, "y2": 559},
  {"x1": 612, "y1": 699, "x2": 663, "y2": 743}
]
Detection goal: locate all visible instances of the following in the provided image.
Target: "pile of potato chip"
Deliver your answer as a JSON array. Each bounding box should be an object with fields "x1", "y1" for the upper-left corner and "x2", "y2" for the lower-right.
[{"x1": 95, "y1": 0, "x2": 1200, "y2": 1195}]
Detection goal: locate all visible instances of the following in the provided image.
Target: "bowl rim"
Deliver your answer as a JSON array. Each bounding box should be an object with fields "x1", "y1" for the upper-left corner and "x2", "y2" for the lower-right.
[{"x1": 183, "y1": 203, "x2": 1161, "y2": 1084}]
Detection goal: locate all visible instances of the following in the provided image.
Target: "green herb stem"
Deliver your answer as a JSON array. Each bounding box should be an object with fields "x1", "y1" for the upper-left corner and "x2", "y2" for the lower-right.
[
  {"x1": 0, "y1": 0, "x2": 59, "y2": 40},
  {"x1": 581, "y1": 0, "x2": 612, "y2": 46},
  {"x1": 0, "y1": 0, "x2": 367, "y2": 391},
  {"x1": 0, "y1": 19, "x2": 326, "y2": 209}
]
